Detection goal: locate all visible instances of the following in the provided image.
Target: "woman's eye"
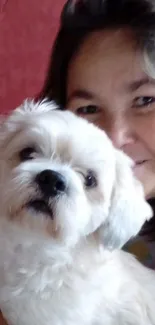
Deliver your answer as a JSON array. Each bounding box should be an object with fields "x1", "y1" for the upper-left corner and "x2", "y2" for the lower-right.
[
  {"x1": 76, "y1": 105, "x2": 100, "y2": 115},
  {"x1": 133, "y1": 96, "x2": 155, "y2": 109},
  {"x1": 19, "y1": 147, "x2": 36, "y2": 162},
  {"x1": 85, "y1": 171, "x2": 97, "y2": 188}
]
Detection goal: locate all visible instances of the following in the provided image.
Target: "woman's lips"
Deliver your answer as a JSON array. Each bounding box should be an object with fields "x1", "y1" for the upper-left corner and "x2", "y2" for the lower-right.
[
  {"x1": 132, "y1": 160, "x2": 148, "y2": 170},
  {"x1": 135, "y1": 160, "x2": 147, "y2": 166},
  {"x1": 132, "y1": 160, "x2": 148, "y2": 174}
]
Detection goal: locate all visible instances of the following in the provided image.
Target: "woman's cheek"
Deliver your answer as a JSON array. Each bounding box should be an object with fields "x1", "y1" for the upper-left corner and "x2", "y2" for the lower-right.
[{"x1": 133, "y1": 113, "x2": 155, "y2": 154}]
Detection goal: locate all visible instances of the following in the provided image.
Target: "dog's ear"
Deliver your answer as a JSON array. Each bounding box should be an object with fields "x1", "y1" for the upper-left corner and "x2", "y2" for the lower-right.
[
  {"x1": 14, "y1": 98, "x2": 58, "y2": 115},
  {"x1": 5, "y1": 99, "x2": 57, "y2": 120},
  {"x1": 0, "y1": 99, "x2": 58, "y2": 142},
  {"x1": 0, "y1": 115, "x2": 5, "y2": 129},
  {"x1": 98, "y1": 150, "x2": 152, "y2": 250},
  {"x1": 0, "y1": 114, "x2": 9, "y2": 148}
]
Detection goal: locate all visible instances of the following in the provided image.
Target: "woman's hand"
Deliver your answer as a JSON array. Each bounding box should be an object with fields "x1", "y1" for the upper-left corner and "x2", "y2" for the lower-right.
[{"x1": 0, "y1": 311, "x2": 7, "y2": 325}]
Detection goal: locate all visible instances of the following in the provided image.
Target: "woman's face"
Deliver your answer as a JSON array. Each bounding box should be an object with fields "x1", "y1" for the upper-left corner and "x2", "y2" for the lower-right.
[{"x1": 66, "y1": 29, "x2": 155, "y2": 199}]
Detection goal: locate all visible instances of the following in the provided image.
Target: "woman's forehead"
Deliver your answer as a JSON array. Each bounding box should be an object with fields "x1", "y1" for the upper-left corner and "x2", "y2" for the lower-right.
[
  {"x1": 68, "y1": 29, "x2": 142, "y2": 77},
  {"x1": 67, "y1": 29, "x2": 147, "y2": 100},
  {"x1": 76, "y1": 29, "x2": 137, "y2": 56}
]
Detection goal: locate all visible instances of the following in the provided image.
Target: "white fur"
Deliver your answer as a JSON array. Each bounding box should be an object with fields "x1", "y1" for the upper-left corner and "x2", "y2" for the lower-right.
[{"x1": 0, "y1": 99, "x2": 154, "y2": 325}]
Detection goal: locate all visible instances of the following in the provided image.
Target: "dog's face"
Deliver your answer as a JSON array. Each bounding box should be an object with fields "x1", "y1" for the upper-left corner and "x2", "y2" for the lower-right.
[{"x1": 0, "y1": 100, "x2": 152, "y2": 248}]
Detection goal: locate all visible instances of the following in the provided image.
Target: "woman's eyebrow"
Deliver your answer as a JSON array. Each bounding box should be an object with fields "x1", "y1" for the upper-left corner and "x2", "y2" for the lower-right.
[
  {"x1": 68, "y1": 78, "x2": 155, "y2": 101},
  {"x1": 68, "y1": 88, "x2": 95, "y2": 101},
  {"x1": 125, "y1": 77, "x2": 155, "y2": 92}
]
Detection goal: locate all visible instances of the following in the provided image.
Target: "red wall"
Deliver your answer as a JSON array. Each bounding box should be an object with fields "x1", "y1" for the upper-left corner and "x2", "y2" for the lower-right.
[{"x1": 0, "y1": 0, "x2": 65, "y2": 113}]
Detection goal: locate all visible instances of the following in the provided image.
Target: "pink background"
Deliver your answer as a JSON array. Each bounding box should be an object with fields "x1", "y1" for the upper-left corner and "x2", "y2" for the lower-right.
[{"x1": 0, "y1": 0, "x2": 65, "y2": 113}]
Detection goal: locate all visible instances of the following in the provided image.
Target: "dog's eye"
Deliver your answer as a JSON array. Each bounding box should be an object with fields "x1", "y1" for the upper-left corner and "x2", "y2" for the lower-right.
[
  {"x1": 85, "y1": 171, "x2": 97, "y2": 188},
  {"x1": 19, "y1": 147, "x2": 36, "y2": 161}
]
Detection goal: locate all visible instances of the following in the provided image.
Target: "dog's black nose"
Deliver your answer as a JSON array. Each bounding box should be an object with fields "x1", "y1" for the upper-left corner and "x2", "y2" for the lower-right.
[{"x1": 36, "y1": 170, "x2": 66, "y2": 197}]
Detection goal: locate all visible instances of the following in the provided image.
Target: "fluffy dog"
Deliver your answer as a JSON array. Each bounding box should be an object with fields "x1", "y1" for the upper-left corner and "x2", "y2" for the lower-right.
[{"x1": 0, "y1": 99, "x2": 154, "y2": 325}]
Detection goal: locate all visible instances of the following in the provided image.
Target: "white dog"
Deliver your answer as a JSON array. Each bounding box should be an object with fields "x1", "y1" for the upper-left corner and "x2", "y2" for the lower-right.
[{"x1": 0, "y1": 99, "x2": 154, "y2": 325}]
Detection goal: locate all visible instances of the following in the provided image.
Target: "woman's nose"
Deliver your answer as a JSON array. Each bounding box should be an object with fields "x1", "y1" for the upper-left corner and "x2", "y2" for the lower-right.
[{"x1": 102, "y1": 117, "x2": 135, "y2": 150}]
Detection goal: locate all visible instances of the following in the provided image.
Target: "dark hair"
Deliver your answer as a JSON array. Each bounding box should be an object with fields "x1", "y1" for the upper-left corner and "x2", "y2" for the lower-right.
[
  {"x1": 41, "y1": 0, "x2": 155, "y2": 240},
  {"x1": 41, "y1": 0, "x2": 155, "y2": 106},
  {"x1": 140, "y1": 199, "x2": 155, "y2": 240}
]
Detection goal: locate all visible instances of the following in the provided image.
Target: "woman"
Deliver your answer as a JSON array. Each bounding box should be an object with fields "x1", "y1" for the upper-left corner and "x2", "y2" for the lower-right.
[{"x1": 41, "y1": 0, "x2": 155, "y2": 268}]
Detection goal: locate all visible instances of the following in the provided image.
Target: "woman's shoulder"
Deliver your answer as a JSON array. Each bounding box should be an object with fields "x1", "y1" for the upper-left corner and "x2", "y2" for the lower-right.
[
  {"x1": 123, "y1": 236, "x2": 155, "y2": 269},
  {"x1": 0, "y1": 311, "x2": 7, "y2": 325}
]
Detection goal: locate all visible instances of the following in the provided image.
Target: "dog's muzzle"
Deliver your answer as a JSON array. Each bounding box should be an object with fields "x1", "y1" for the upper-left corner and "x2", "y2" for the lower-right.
[{"x1": 26, "y1": 170, "x2": 67, "y2": 219}]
